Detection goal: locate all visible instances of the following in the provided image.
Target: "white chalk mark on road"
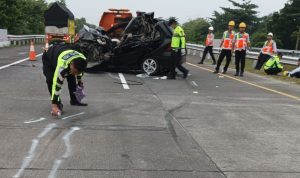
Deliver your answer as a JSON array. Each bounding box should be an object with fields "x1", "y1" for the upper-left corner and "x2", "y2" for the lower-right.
[
  {"x1": 0, "y1": 53, "x2": 43, "y2": 70},
  {"x1": 48, "y1": 127, "x2": 80, "y2": 178},
  {"x1": 191, "y1": 81, "x2": 198, "y2": 87},
  {"x1": 48, "y1": 159, "x2": 62, "y2": 178},
  {"x1": 13, "y1": 139, "x2": 39, "y2": 178},
  {"x1": 61, "y1": 112, "x2": 85, "y2": 120},
  {"x1": 118, "y1": 73, "x2": 130, "y2": 90},
  {"x1": 24, "y1": 117, "x2": 47, "y2": 124},
  {"x1": 38, "y1": 123, "x2": 57, "y2": 138},
  {"x1": 193, "y1": 91, "x2": 199, "y2": 94},
  {"x1": 62, "y1": 127, "x2": 80, "y2": 158}
]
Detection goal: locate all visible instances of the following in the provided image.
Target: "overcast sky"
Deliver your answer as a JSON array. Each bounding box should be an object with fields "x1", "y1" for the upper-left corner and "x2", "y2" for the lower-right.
[{"x1": 46, "y1": 0, "x2": 287, "y2": 25}]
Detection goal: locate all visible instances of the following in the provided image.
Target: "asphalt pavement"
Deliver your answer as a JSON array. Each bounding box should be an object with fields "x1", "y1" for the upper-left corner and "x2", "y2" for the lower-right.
[{"x1": 0, "y1": 45, "x2": 300, "y2": 178}]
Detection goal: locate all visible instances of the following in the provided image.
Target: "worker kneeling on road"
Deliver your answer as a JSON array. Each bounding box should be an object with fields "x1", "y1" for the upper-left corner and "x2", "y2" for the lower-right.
[
  {"x1": 42, "y1": 44, "x2": 88, "y2": 116},
  {"x1": 283, "y1": 58, "x2": 300, "y2": 78},
  {"x1": 167, "y1": 17, "x2": 189, "y2": 80},
  {"x1": 264, "y1": 52, "x2": 283, "y2": 75}
]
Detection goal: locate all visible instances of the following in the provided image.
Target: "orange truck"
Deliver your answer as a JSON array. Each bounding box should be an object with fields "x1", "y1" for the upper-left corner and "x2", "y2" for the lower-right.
[{"x1": 99, "y1": 9, "x2": 133, "y2": 39}]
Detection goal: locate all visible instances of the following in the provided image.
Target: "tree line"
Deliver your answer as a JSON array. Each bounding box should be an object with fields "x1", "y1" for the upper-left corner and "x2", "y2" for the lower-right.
[
  {"x1": 182, "y1": 0, "x2": 300, "y2": 50},
  {"x1": 0, "y1": 0, "x2": 95, "y2": 35}
]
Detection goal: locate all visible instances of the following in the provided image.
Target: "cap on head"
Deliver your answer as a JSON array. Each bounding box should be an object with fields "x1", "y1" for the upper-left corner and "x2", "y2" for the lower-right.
[
  {"x1": 267, "y1": 32, "x2": 273, "y2": 37},
  {"x1": 277, "y1": 52, "x2": 283, "y2": 57},
  {"x1": 168, "y1": 17, "x2": 178, "y2": 26},
  {"x1": 72, "y1": 58, "x2": 87, "y2": 73},
  {"x1": 228, "y1": 21, "x2": 235, "y2": 26},
  {"x1": 208, "y1": 26, "x2": 214, "y2": 31},
  {"x1": 239, "y1": 22, "x2": 246, "y2": 28}
]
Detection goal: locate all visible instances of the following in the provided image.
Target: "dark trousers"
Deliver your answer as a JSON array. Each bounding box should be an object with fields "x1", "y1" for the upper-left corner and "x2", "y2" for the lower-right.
[
  {"x1": 42, "y1": 53, "x2": 77, "y2": 104},
  {"x1": 215, "y1": 49, "x2": 232, "y2": 72},
  {"x1": 169, "y1": 50, "x2": 188, "y2": 77},
  {"x1": 235, "y1": 50, "x2": 246, "y2": 74},
  {"x1": 291, "y1": 72, "x2": 300, "y2": 78},
  {"x1": 201, "y1": 46, "x2": 216, "y2": 63},
  {"x1": 264, "y1": 68, "x2": 282, "y2": 75},
  {"x1": 255, "y1": 53, "x2": 271, "y2": 70}
]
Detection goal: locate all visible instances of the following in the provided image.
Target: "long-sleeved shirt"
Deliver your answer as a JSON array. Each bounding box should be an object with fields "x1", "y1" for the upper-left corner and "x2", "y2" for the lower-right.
[{"x1": 289, "y1": 66, "x2": 300, "y2": 76}]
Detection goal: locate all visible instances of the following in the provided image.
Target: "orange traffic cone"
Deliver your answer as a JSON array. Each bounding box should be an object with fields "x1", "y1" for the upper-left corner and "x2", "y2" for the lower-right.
[
  {"x1": 29, "y1": 40, "x2": 36, "y2": 61},
  {"x1": 43, "y1": 38, "x2": 49, "y2": 52}
]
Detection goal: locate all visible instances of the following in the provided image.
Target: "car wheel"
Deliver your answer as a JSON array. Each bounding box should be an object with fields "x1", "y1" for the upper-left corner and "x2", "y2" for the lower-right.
[{"x1": 141, "y1": 58, "x2": 159, "y2": 75}]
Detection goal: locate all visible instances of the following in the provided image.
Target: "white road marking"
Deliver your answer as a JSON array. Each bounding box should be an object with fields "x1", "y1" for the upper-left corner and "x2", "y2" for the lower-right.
[
  {"x1": 191, "y1": 81, "x2": 198, "y2": 87},
  {"x1": 193, "y1": 91, "x2": 199, "y2": 94},
  {"x1": 61, "y1": 112, "x2": 85, "y2": 120},
  {"x1": 38, "y1": 123, "x2": 57, "y2": 138},
  {"x1": 0, "y1": 53, "x2": 43, "y2": 70},
  {"x1": 118, "y1": 73, "x2": 130, "y2": 90},
  {"x1": 48, "y1": 127, "x2": 80, "y2": 178},
  {"x1": 13, "y1": 139, "x2": 39, "y2": 178},
  {"x1": 24, "y1": 117, "x2": 47, "y2": 124}
]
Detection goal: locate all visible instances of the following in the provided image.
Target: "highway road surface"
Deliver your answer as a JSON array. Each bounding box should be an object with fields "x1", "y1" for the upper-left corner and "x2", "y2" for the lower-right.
[{"x1": 0, "y1": 45, "x2": 300, "y2": 178}]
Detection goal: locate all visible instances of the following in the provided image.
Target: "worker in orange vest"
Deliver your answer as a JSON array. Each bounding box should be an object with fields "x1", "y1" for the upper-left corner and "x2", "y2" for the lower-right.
[
  {"x1": 198, "y1": 27, "x2": 216, "y2": 65},
  {"x1": 255, "y1": 32, "x2": 277, "y2": 70},
  {"x1": 232, "y1": 22, "x2": 250, "y2": 77},
  {"x1": 213, "y1": 21, "x2": 235, "y2": 74}
]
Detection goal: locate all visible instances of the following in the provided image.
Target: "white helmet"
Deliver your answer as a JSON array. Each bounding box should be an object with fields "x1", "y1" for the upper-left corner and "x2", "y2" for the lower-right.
[
  {"x1": 267, "y1": 32, "x2": 273, "y2": 37},
  {"x1": 208, "y1": 27, "x2": 214, "y2": 31}
]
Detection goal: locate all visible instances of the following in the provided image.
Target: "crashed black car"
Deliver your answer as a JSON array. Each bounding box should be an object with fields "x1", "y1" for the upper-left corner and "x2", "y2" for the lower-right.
[{"x1": 75, "y1": 12, "x2": 173, "y2": 75}]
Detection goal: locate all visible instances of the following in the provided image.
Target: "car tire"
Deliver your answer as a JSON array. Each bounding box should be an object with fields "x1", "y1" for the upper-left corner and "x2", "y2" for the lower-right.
[{"x1": 141, "y1": 58, "x2": 159, "y2": 76}]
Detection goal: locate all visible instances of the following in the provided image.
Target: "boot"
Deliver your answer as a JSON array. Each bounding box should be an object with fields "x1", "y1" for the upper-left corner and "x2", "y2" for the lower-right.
[{"x1": 70, "y1": 100, "x2": 88, "y2": 106}]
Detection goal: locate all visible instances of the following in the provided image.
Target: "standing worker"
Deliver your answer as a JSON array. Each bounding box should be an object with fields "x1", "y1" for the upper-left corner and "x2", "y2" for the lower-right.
[
  {"x1": 255, "y1": 33, "x2": 277, "y2": 70},
  {"x1": 168, "y1": 17, "x2": 189, "y2": 79},
  {"x1": 213, "y1": 21, "x2": 235, "y2": 74},
  {"x1": 198, "y1": 27, "x2": 216, "y2": 65},
  {"x1": 264, "y1": 52, "x2": 283, "y2": 75},
  {"x1": 42, "y1": 44, "x2": 88, "y2": 116},
  {"x1": 232, "y1": 22, "x2": 250, "y2": 77}
]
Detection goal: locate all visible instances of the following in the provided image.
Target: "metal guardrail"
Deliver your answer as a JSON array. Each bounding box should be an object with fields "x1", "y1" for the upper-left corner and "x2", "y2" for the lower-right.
[
  {"x1": 8, "y1": 35, "x2": 45, "y2": 45},
  {"x1": 187, "y1": 43, "x2": 300, "y2": 66}
]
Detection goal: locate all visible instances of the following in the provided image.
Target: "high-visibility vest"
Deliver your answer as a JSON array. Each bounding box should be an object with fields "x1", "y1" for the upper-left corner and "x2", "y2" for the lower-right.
[
  {"x1": 262, "y1": 40, "x2": 274, "y2": 55},
  {"x1": 222, "y1": 31, "x2": 235, "y2": 50},
  {"x1": 264, "y1": 55, "x2": 283, "y2": 70},
  {"x1": 171, "y1": 26, "x2": 186, "y2": 49},
  {"x1": 205, "y1": 33, "x2": 214, "y2": 46},
  {"x1": 235, "y1": 32, "x2": 249, "y2": 50}
]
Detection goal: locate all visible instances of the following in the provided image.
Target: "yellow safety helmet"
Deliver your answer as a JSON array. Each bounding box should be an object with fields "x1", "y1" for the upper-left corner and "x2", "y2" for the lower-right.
[
  {"x1": 239, "y1": 22, "x2": 247, "y2": 28},
  {"x1": 228, "y1": 21, "x2": 235, "y2": 26},
  {"x1": 283, "y1": 71, "x2": 289, "y2": 77}
]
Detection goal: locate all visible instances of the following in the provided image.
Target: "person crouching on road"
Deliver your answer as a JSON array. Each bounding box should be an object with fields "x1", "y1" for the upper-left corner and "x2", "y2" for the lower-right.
[
  {"x1": 167, "y1": 17, "x2": 189, "y2": 80},
  {"x1": 199, "y1": 27, "x2": 216, "y2": 65},
  {"x1": 264, "y1": 52, "x2": 283, "y2": 75},
  {"x1": 284, "y1": 58, "x2": 300, "y2": 78},
  {"x1": 232, "y1": 22, "x2": 250, "y2": 77},
  {"x1": 42, "y1": 44, "x2": 88, "y2": 116},
  {"x1": 214, "y1": 21, "x2": 235, "y2": 74},
  {"x1": 255, "y1": 33, "x2": 277, "y2": 70}
]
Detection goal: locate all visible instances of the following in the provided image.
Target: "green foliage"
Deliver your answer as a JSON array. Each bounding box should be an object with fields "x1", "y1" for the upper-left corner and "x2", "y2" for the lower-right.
[
  {"x1": 211, "y1": 0, "x2": 259, "y2": 36},
  {"x1": 75, "y1": 18, "x2": 97, "y2": 33},
  {"x1": 182, "y1": 18, "x2": 210, "y2": 44}
]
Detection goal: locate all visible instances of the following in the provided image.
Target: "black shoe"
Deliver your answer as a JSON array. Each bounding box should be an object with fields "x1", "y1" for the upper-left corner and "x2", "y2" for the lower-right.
[
  {"x1": 167, "y1": 76, "x2": 176, "y2": 80},
  {"x1": 222, "y1": 71, "x2": 227, "y2": 74},
  {"x1": 58, "y1": 103, "x2": 64, "y2": 111},
  {"x1": 234, "y1": 72, "x2": 239, "y2": 76},
  {"x1": 212, "y1": 62, "x2": 216, "y2": 65},
  {"x1": 70, "y1": 101, "x2": 88, "y2": 106},
  {"x1": 240, "y1": 73, "x2": 244, "y2": 77},
  {"x1": 213, "y1": 70, "x2": 219, "y2": 74},
  {"x1": 198, "y1": 61, "x2": 203, "y2": 64},
  {"x1": 183, "y1": 71, "x2": 189, "y2": 79}
]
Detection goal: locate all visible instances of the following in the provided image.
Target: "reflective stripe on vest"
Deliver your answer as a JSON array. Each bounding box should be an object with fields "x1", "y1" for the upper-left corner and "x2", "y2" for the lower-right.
[
  {"x1": 57, "y1": 50, "x2": 86, "y2": 69},
  {"x1": 205, "y1": 34, "x2": 213, "y2": 46},
  {"x1": 262, "y1": 40, "x2": 274, "y2": 55},
  {"x1": 235, "y1": 33, "x2": 247, "y2": 50},
  {"x1": 222, "y1": 31, "x2": 235, "y2": 49}
]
